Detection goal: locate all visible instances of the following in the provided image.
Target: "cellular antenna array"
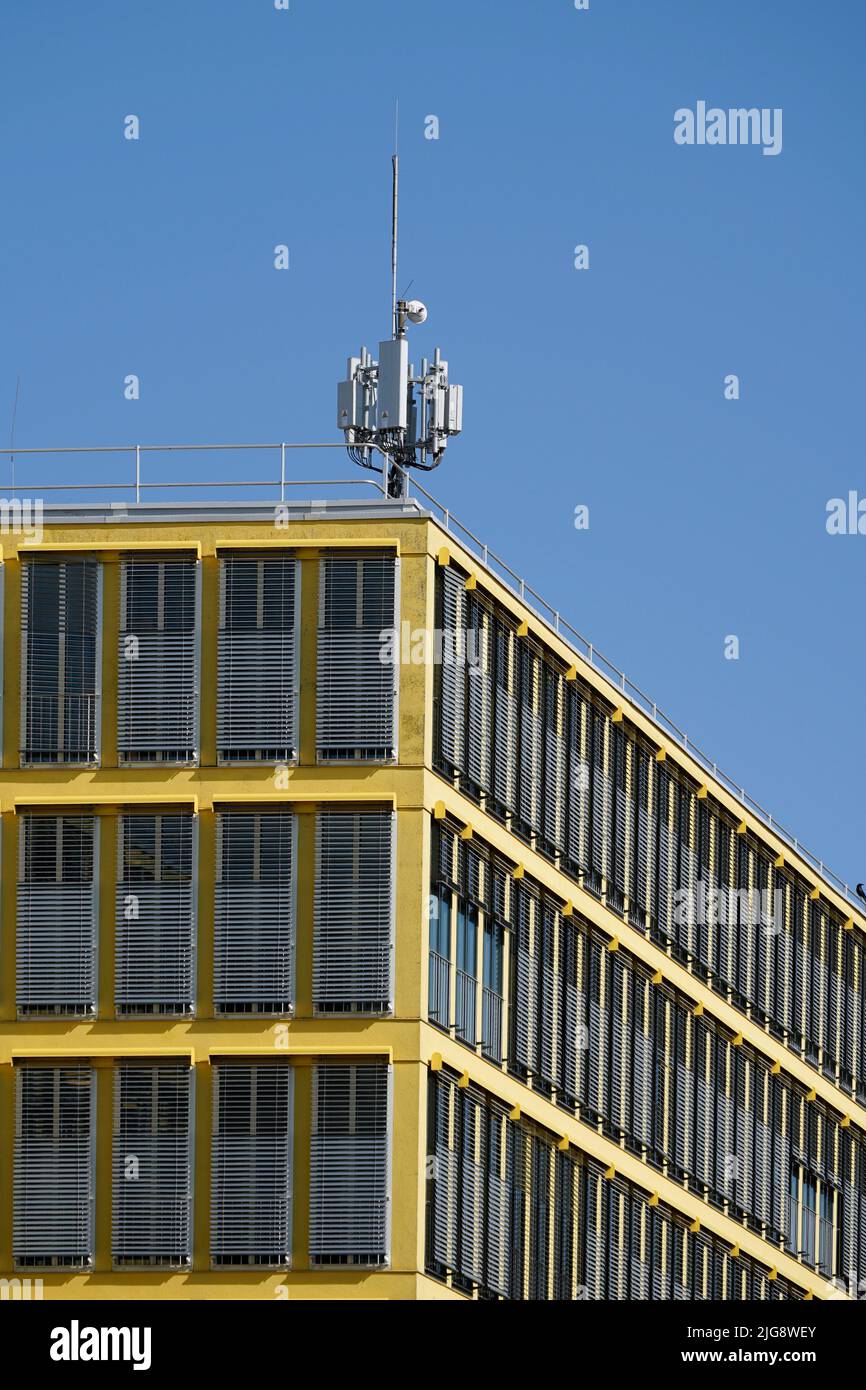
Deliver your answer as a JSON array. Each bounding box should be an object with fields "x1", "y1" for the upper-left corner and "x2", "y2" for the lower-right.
[{"x1": 337, "y1": 155, "x2": 464, "y2": 497}]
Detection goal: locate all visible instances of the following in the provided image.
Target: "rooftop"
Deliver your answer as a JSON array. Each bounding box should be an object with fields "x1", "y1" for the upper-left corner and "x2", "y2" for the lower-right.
[{"x1": 2, "y1": 439, "x2": 860, "y2": 915}]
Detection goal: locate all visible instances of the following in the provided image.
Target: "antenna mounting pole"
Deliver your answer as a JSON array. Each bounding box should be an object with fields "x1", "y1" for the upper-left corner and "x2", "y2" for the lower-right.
[
  {"x1": 391, "y1": 153, "x2": 399, "y2": 339},
  {"x1": 337, "y1": 143, "x2": 463, "y2": 494}
]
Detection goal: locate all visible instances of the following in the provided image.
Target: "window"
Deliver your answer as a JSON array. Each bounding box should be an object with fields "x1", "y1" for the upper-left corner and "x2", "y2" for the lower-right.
[
  {"x1": 17, "y1": 814, "x2": 98, "y2": 1017},
  {"x1": 428, "y1": 1068, "x2": 576, "y2": 1301},
  {"x1": 115, "y1": 813, "x2": 196, "y2": 1016},
  {"x1": 426, "y1": 818, "x2": 864, "y2": 1285},
  {"x1": 540, "y1": 664, "x2": 566, "y2": 856},
  {"x1": 316, "y1": 552, "x2": 398, "y2": 761},
  {"x1": 14, "y1": 1064, "x2": 95, "y2": 1269},
  {"x1": 789, "y1": 1165, "x2": 800, "y2": 1257},
  {"x1": 432, "y1": 568, "x2": 866, "y2": 1110},
  {"x1": 466, "y1": 594, "x2": 493, "y2": 797},
  {"x1": 491, "y1": 618, "x2": 517, "y2": 817},
  {"x1": 510, "y1": 882, "x2": 536, "y2": 1080},
  {"x1": 217, "y1": 553, "x2": 298, "y2": 763},
  {"x1": 790, "y1": 1163, "x2": 839, "y2": 1276},
  {"x1": 455, "y1": 901, "x2": 478, "y2": 1044},
  {"x1": 436, "y1": 564, "x2": 466, "y2": 777},
  {"x1": 309, "y1": 1063, "x2": 391, "y2": 1267},
  {"x1": 313, "y1": 808, "x2": 394, "y2": 1015},
  {"x1": 214, "y1": 810, "x2": 295, "y2": 1015},
  {"x1": 429, "y1": 886, "x2": 451, "y2": 1029},
  {"x1": 515, "y1": 645, "x2": 541, "y2": 841},
  {"x1": 819, "y1": 1185, "x2": 835, "y2": 1275},
  {"x1": 802, "y1": 1170, "x2": 817, "y2": 1265},
  {"x1": 210, "y1": 1062, "x2": 293, "y2": 1268},
  {"x1": 20, "y1": 559, "x2": 101, "y2": 764},
  {"x1": 112, "y1": 1063, "x2": 193, "y2": 1268},
  {"x1": 481, "y1": 917, "x2": 504, "y2": 1063},
  {"x1": 430, "y1": 822, "x2": 504, "y2": 1052},
  {"x1": 117, "y1": 555, "x2": 198, "y2": 763}
]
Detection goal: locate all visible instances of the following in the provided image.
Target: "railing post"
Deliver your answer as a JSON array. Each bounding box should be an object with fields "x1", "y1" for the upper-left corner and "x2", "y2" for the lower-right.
[
  {"x1": 280, "y1": 443, "x2": 285, "y2": 503},
  {"x1": 135, "y1": 445, "x2": 140, "y2": 504}
]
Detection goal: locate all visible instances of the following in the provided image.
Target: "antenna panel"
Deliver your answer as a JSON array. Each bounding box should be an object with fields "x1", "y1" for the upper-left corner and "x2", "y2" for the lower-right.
[
  {"x1": 377, "y1": 339, "x2": 408, "y2": 431},
  {"x1": 446, "y1": 384, "x2": 463, "y2": 433}
]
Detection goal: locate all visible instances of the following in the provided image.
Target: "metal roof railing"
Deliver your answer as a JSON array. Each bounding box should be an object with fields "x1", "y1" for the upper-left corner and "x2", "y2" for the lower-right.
[
  {"x1": 0, "y1": 441, "x2": 388, "y2": 501},
  {"x1": 0, "y1": 440, "x2": 858, "y2": 912}
]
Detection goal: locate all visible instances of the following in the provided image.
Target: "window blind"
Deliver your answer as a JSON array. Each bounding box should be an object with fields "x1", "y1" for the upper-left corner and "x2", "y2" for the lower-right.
[
  {"x1": 516, "y1": 645, "x2": 541, "y2": 839},
  {"x1": 309, "y1": 1062, "x2": 391, "y2": 1267},
  {"x1": 316, "y1": 552, "x2": 398, "y2": 761},
  {"x1": 540, "y1": 665, "x2": 566, "y2": 856},
  {"x1": 491, "y1": 618, "x2": 517, "y2": 817},
  {"x1": 430, "y1": 570, "x2": 866, "y2": 1107},
  {"x1": 466, "y1": 594, "x2": 493, "y2": 797},
  {"x1": 115, "y1": 813, "x2": 196, "y2": 1016},
  {"x1": 437, "y1": 564, "x2": 466, "y2": 775},
  {"x1": 210, "y1": 1061, "x2": 294, "y2": 1268},
  {"x1": 20, "y1": 559, "x2": 101, "y2": 764},
  {"x1": 112, "y1": 1062, "x2": 193, "y2": 1268},
  {"x1": 217, "y1": 553, "x2": 298, "y2": 763},
  {"x1": 313, "y1": 808, "x2": 394, "y2": 1015},
  {"x1": 117, "y1": 555, "x2": 198, "y2": 763},
  {"x1": 214, "y1": 809, "x2": 295, "y2": 1015},
  {"x1": 13, "y1": 1064, "x2": 95, "y2": 1269},
  {"x1": 17, "y1": 814, "x2": 98, "y2": 1017}
]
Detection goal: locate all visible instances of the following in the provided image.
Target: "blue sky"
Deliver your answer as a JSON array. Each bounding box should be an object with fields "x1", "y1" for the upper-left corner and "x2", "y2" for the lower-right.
[{"x1": 1, "y1": 0, "x2": 864, "y2": 885}]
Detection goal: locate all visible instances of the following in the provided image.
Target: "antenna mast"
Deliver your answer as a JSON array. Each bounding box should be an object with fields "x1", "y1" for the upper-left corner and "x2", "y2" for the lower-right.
[
  {"x1": 336, "y1": 153, "x2": 464, "y2": 498},
  {"x1": 391, "y1": 154, "x2": 399, "y2": 340}
]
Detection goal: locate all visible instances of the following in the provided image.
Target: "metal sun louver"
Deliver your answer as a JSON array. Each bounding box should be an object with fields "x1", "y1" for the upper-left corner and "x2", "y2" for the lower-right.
[
  {"x1": 217, "y1": 553, "x2": 299, "y2": 763},
  {"x1": 214, "y1": 809, "x2": 296, "y2": 1015},
  {"x1": 111, "y1": 1061, "x2": 194, "y2": 1268},
  {"x1": 309, "y1": 1063, "x2": 391, "y2": 1268},
  {"x1": 313, "y1": 808, "x2": 394, "y2": 1015},
  {"x1": 115, "y1": 813, "x2": 196, "y2": 1017},
  {"x1": 13, "y1": 1063, "x2": 95, "y2": 1270},
  {"x1": 20, "y1": 559, "x2": 101, "y2": 765},
  {"x1": 210, "y1": 1061, "x2": 294, "y2": 1269},
  {"x1": 117, "y1": 554, "x2": 198, "y2": 763},
  {"x1": 16, "y1": 814, "x2": 98, "y2": 1018},
  {"x1": 316, "y1": 552, "x2": 398, "y2": 762}
]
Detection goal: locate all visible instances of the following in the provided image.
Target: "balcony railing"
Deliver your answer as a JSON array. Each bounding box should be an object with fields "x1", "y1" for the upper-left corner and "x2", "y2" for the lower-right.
[
  {"x1": 455, "y1": 969, "x2": 476, "y2": 1046},
  {"x1": 428, "y1": 951, "x2": 450, "y2": 1030},
  {"x1": 481, "y1": 988, "x2": 503, "y2": 1063}
]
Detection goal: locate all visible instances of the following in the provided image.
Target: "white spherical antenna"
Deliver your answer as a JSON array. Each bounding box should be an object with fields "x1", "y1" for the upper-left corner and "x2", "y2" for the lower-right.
[{"x1": 405, "y1": 300, "x2": 428, "y2": 324}]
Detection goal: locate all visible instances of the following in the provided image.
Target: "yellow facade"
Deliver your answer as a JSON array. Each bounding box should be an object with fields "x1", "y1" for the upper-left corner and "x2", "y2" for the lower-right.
[{"x1": 0, "y1": 505, "x2": 861, "y2": 1300}]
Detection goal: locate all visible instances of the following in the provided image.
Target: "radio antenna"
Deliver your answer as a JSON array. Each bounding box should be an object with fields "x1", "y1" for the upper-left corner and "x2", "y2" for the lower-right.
[
  {"x1": 9, "y1": 373, "x2": 20, "y2": 494},
  {"x1": 336, "y1": 144, "x2": 463, "y2": 498},
  {"x1": 391, "y1": 153, "x2": 399, "y2": 340}
]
